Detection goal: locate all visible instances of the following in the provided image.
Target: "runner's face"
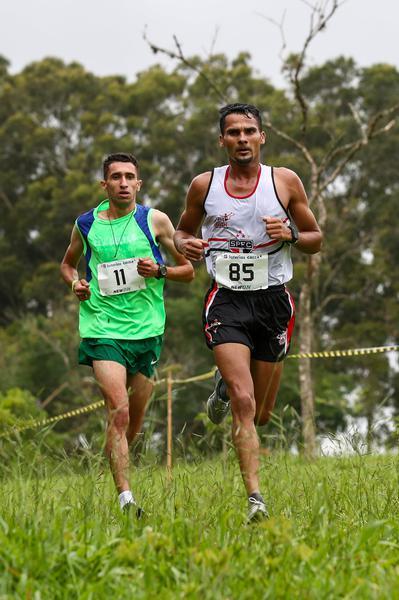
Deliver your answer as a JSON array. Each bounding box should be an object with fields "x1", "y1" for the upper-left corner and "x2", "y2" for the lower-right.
[
  {"x1": 101, "y1": 162, "x2": 142, "y2": 205},
  {"x1": 219, "y1": 113, "x2": 265, "y2": 165}
]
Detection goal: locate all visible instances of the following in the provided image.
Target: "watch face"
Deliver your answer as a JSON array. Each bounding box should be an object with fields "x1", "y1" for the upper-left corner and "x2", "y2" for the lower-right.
[{"x1": 159, "y1": 264, "x2": 168, "y2": 277}]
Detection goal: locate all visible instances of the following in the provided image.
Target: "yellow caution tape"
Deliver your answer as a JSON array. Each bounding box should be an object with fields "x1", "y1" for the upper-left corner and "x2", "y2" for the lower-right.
[
  {"x1": 0, "y1": 400, "x2": 105, "y2": 438},
  {"x1": 173, "y1": 371, "x2": 216, "y2": 384},
  {"x1": 1, "y1": 345, "x2": 397, "y2": 437},
  {"x1": 288, "y1": 345, "x2": 399, "y2": 359}
]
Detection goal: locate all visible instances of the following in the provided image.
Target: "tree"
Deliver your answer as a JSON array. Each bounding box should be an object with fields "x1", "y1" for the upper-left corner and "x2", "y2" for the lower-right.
[
  {"x1": 144, "y1": 0, "x2": 399, "y2": 457},
  {"x1": 0, "y1": 25, "x2": 398, "y2": 453}
]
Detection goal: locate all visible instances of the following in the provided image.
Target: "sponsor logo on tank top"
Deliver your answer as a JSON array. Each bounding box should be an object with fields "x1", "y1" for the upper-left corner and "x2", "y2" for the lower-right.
[
  {"x1": 229, "y1": 239, "x2": 253, "y2": 252},
  {"x1": 214, "y1": 212, "x2": 234, "y2": 228}
]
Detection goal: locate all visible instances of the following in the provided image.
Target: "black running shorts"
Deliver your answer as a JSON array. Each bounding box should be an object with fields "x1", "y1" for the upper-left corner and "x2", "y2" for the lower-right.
[{"x1": 202, "y1": 283, "x2": 295, "y2": 362}]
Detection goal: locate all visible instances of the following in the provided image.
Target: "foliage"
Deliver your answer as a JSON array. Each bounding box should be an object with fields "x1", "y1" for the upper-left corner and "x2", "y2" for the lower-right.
[
  {"x1": 1, "y1": 447, "x2": 399, "y2": 597},
  {"x1": 0, "y1": 387, "x2": 44, "y2": 430},
  {"x1": 0, "y1": 50, "x2": 398, "y2": 451}
]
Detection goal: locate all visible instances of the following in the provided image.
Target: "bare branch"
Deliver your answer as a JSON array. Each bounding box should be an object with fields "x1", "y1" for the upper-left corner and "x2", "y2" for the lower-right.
[
  {"x1": 372, "y1": 120, "x2": 396, "y2": 137},
  {"x1": 320, "y1": 134, "x2": 362, "y2": 172},
  {"x1": 319, "y1": 103, "x2": 399, "y2": 193},
  {"x1": 255, "y1": 10, "x2": 287, "y2": 62},
  {"x1": 308, "y1": 122, "x2": 351, "y2": 175},
  {"x1": 290, "y1": 0, "x2": 342, "y2": 135},
  {"x1": 257, "y1": 2, "x2": 342, "y2": 136},
  {"x1": 34, "y1": 328, "x2": 70, "y2": 370},
  {"x1": 299, "y1": 0, "x2": 318, "y2": 10},
  {"x1": 205, "y1": 26, "x2": 220, "y2": 59},
  {"x1": 143, "y1": 28, "x2": 227, "y2": 103},
  {"x1": 315, "y1": 293, "x2": 349, "y2": 317},
  {"x1": 319, "y1": 140, "x2": 364, "y2": 193},
  {"x1": 264, "y1": 118, "x2": 317, "y2": 170},
  {"x1": 366, "y1": 103, "x2": 399, "y2": 137},
  {"x1": 40, "y1": 382, "x2": 69, "y2": 409},
  {"x1": 348, "y1": 102, "x2": 368, "y2": 143},
  {"x1": 0, "y1": 189, "x2": 12, "y2": 210},
  {"x1": 316, "y1": 231, "x2": 375, "y2": 318}
]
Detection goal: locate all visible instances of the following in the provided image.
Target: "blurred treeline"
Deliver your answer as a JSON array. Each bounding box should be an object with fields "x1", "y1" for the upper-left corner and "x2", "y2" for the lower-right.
[{"x1": 0, "y1": 52, "x2": 398, "y2": 454}]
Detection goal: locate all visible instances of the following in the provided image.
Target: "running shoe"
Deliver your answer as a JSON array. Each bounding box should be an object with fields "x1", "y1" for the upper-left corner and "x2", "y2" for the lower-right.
[
  {"x1": 247, "y1": 494, "x2": 269, "y2": 524},
  {"x1": 207, "y1": 368, "x2": 230, "y2": 424},
  {"x1": 123, "y1": 500, "x2": 144, "y2": 520}
]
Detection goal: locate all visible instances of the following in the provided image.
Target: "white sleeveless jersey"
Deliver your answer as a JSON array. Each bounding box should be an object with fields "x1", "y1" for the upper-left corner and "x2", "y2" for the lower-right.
[{"x1": 202, "y1": 164, "x2": 293, "y2": 288}]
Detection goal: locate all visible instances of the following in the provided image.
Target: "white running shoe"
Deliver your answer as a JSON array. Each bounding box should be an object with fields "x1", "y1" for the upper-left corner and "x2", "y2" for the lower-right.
[
  {"x1": 119, "y1": 490, "x2": 143, "y2": 519},
  {"x1": 247, "y1": 495, "x2": 269, "y2": 524},
  {"x1": 206, "y1": 368, "x2": 230, "y2": 424}
]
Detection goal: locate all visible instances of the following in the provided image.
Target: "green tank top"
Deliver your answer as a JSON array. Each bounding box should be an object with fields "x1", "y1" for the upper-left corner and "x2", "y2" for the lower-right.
[{"x1": 75, "y1": 200, "x2": 165, "y2": 340}]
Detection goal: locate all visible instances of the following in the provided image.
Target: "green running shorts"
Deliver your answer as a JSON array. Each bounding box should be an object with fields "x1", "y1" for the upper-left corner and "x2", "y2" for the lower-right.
[{"x1": 78, "y1": 335, "x2": 163, "y2": 378}]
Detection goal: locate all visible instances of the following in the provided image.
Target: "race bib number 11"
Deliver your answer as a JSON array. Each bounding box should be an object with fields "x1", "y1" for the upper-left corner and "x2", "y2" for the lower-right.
[
  {"x1": 97, "y1": 258, "x2": 145, "y2": 296},
  {"x1": 215, "y1": 253, "x2": 268, "y2": 291}
]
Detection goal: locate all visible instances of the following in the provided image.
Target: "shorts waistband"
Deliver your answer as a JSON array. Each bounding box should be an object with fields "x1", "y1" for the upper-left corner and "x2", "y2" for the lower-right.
[{"x1": 211, "y1": 282, "x2": 286, "y2": 294}]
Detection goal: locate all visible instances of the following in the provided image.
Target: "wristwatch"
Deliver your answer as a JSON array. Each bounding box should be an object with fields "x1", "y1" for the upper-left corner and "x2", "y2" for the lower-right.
[
  {"x1": 287, "y1": 223, "x2": 299, "y2": 245},
  {"x1": 156, "y1": 263, "x2": 168, "y2": 279}
]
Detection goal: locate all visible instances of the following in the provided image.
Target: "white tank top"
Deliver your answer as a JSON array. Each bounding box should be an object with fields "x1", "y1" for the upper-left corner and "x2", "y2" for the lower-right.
[{"x1": 202, "y1": 164, "x2": 293, "y2": 288}]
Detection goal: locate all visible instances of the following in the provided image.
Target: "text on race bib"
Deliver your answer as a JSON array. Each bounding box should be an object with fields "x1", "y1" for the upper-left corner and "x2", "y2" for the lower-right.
[
  {"x1": 97, "y1": 258, "x2": 145, "y2": 296},
  {"x1": 215, "y1": 253, "x2": 268, "y2": 291}
]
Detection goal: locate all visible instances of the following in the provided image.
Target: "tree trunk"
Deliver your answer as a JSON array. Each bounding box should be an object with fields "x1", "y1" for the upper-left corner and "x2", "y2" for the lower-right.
[
  {"x1": 296, "y1": 184, "x2": 326, "y2": 458},
  {"x1": 298, "y1": 254, "x2": 318, "y2": 458}
]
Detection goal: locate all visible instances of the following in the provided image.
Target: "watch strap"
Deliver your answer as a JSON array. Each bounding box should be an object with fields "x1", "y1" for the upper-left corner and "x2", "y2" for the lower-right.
[{"x1": 287, "y1": 224, "x2": 299, "y2": 245}]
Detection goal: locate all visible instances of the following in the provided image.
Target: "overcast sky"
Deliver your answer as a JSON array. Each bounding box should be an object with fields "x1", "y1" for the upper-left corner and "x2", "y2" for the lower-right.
[{"x1": 1, "y1": 0, "x2": 398, "y2": 87}]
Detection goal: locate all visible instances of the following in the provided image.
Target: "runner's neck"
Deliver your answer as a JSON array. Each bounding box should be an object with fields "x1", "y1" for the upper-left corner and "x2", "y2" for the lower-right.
[
  {"x1": 225, "y1": 164, "x2": 261, "y2": 198},
  {"x1": 107, "y1": 200, "x2": 136, "y2": 220},
  {"x1": 228, "y1": 159, "x2": 261, "y2": 179}
]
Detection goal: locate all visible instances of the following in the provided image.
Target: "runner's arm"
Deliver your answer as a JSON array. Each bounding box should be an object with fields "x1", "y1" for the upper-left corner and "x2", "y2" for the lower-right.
[
  {"x1": 173, "y1": 172, "x2": 211, "y2": 261},
  {"x1": 265, "y1": 168, "x2": 322, "y2": 254},
  {"x1": 137, "y1": 211, "x2": 194, "y2": 282},
  {"x1": 60, "y1": 226, "x2": 91, "y2": 300}
]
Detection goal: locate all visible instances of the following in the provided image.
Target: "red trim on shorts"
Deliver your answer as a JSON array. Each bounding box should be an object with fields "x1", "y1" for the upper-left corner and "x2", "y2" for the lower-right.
[
  {"x1": 285, "y1": 288, "x2": 296, "y2": 352},
  {"x1": 204, "y1": 282, "x2": 219, "y2": 342},
  {"x1": 204, "y1": 281, "x2": 219, "y2": 319},
  {"x1": 224, "y1": 165, "x2": 261, "y2": 199}
]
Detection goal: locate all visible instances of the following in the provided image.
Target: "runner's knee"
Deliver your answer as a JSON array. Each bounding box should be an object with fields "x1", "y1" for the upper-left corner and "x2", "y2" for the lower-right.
[
  {"x1": 108, "y1": 403, "x2": 130, "y2": 432},
  {"x1": 229, "y1": 384, "x2": 256, "y2": 422}
]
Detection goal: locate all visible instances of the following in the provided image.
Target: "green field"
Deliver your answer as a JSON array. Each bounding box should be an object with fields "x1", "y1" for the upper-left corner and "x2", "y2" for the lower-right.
[{"x1": 1, "y1": 444, "x2": 399, "y2": 599}]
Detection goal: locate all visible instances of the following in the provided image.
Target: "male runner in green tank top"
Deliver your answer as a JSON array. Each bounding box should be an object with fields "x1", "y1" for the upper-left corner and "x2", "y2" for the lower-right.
[{"x1": 60, "y1": 153, "x2": 194, "y2": 515}]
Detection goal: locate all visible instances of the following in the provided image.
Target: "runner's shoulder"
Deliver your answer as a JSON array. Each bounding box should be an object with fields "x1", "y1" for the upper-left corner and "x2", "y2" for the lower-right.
[
  {"x1": 189, "y1": 171, "x2": 213, "y2": 198},
  {"x1": 273, "y1": 166, "x2": 300, "y2": 183},
  {"x1": 150, "y1": 208, "x2": 173, "y2": 232},
  {"x1": 273, "y1": 167, "x2": 304, "y2": 194}
]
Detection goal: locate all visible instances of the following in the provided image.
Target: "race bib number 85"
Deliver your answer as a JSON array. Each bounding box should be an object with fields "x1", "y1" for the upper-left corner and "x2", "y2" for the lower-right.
[
  {"x1": 97, "y1": 258, "x2": 145, "y2": 296},
  {"x1": 215, "y1": 253, "x2": 268, "y2": 291}
]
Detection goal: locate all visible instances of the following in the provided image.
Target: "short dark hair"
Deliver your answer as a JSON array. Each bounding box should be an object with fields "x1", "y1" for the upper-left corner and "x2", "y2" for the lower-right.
[
  {"x1": 219, "y1": 103, "x2": 262, "y2": 134},
  {"x1": 103, "y1": 153, "x2": 139, "y2": 179}
]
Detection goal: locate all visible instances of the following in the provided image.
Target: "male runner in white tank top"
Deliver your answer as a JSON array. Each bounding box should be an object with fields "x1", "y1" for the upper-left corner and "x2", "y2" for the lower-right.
[{"x1": 174, "y1": 103, "x2": 322, "y2": 523}]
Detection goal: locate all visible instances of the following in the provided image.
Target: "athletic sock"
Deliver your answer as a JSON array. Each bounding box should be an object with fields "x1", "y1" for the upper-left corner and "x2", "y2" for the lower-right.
[{"x1": 119, "y1": 490, "x2": 135, "y2": 510}]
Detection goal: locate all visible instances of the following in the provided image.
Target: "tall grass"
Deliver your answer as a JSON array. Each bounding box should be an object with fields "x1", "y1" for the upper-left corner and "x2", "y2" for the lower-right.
[{"x1": 1, "y1": 437, "x2": 399, "y2": 599}]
